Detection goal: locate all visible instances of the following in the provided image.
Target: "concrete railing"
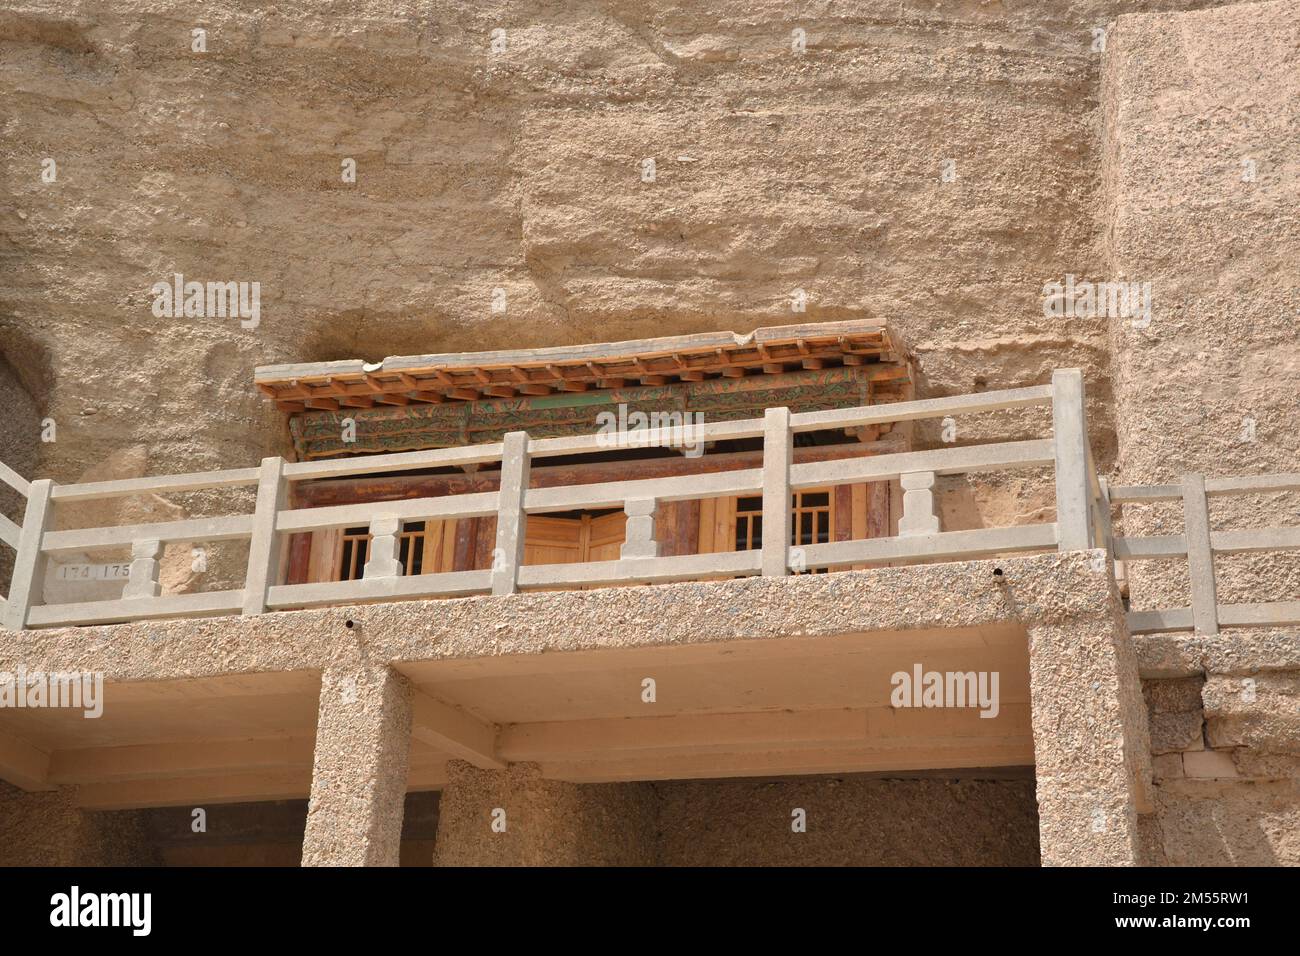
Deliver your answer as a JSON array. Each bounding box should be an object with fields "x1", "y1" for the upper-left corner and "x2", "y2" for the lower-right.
[
  {"x1": 1109, "y1": 475, "x2": 1300, "y2": 635},
  {"x1": 0, "y1": 369, "x2": 1121, "y2": 630}
]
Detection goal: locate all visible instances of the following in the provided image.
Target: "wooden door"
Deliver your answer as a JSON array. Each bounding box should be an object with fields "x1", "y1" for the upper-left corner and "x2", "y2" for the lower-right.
[
  {"x1": 586, "y1": 513, "x2": 626, "y2": 562},
  {"x1": 522, "y1": 515, "x2": 586, "y2": 566}
]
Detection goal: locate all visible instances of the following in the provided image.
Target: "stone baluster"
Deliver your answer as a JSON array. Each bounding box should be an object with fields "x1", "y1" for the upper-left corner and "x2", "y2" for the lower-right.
[
  {"x1": 123, "y1": 538, "x2": 162, "y2": 599},
  {"x1": 898, "y1": 471, "x2": 940, "y2": 537}
]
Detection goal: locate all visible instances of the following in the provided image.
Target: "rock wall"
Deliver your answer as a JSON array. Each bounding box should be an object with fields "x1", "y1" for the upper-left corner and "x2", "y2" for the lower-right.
[
  {"x1": 0, "y1": 355, "x2": 42, "y2": 591},
  {"x1": 135, "y1": 792, "x2": 438, "y2": 866},
  {"x1": 3, "y1": 0, "x2": 1230, "y2": 510},
  {"x1": 433, "y1": 761, "x2": 1039, "y2": 866},
  {"x1": 1102, "y1": 0, "x2": 1300, "y2": 614},
  {"x1": 1101, "y1": 0, "x2": 1300, "y2": 866},
  {"x1": 2, "y1": 0, "x2": 1297, "y2": 867},
  {"x1": 654, "y1": 775, "x2": 1039, "y2": 866},
  {"x1": 1142, "y1": 673, "x2": 1300, "y2": 865}
]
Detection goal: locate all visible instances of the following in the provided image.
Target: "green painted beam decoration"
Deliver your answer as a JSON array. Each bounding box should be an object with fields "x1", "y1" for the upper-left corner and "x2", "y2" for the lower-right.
[{"x1": 291, "y1": 367, "x2": 890, "y2": 459}]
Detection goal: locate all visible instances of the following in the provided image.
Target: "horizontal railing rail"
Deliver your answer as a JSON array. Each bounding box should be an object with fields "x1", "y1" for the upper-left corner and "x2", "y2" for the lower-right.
[
  {"x1": 0, "y1": 461, "x2": 31, "y2": 500},
  {"x1": 1110, "y1": 472, "x2": 1300, "y2": 635},
  {"x1": 1, "y1": 370, "x2": 1103, "y2": 630}
]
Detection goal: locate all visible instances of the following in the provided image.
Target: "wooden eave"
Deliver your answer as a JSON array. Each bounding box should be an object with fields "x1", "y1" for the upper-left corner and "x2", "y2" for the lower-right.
[{"x1": 254, "y1": 321, "x2": 902, "y2": 414}]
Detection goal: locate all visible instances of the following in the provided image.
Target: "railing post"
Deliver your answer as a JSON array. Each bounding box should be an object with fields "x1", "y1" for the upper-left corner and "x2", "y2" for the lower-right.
[
  {"x1": 123, "y1": 538, "x2": 162, "y2": 599},
  {"x1": 1051, "y1": 368, "x2": 1092, "y2": 551},
  {"x1": 491, "y1": 431, "x2": 530, "y2": 596},
  {"x1": 2, "y1": 478, "x2": 53, "y2": 631},
  {"x1": 362, "y1": 516, "x2": 403, "y2": 579},
  {"x1": 242, "y1": 456, "x2": 286, "y2": 615},
  {"x1": 1095, "y1": 476, "x2": 1116, "y2": 556},
  {"x1": 1182, "y1": 473, "x2": 1219, "y2": 635},
  {"x1": 621, "y1": 499, "x2": 658, "y2": 559},
  {"x1": 762, "y1": 407, "x2": 792, "y2": 576},
  {"x1": 898, "y1": 471, "x2": 940, "y2": 537}
]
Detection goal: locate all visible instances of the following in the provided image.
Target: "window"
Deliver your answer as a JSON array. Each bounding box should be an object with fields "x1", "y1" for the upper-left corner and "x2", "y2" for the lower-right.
[
  {"x1": 337, "y1": 527, "x2": 369, "y2": 581},
  {"x1": 335, "y1": 521, "x2": 427, "y2": 581},
  {"x1": 732, "y1": 489, "x2": 834, "y2": 573},
  {"x1": 792, "y1": 491, "x2": 832, "y2": 547},
  {"x1": 400, "y1": 522, "x2": 426, "y2": 576},
  {"x1": 735, "y1": 497, "x2": 763, "y2": 551}
]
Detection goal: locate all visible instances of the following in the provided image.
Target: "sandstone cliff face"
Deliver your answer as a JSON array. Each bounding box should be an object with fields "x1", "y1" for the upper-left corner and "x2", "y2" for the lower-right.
[
  {"x1": 1103, "y1": 0, "x2": 1300, "y2": 612},
  {"x1": 2, "y1": 0, "x2": 1297, "y2": 866},
  {"x1": 1100, "y1": 0, "x2": 1300, "y2": 867},
  {"x1": 7, "y1": 0, "x2": 1218, "y2": 495}
]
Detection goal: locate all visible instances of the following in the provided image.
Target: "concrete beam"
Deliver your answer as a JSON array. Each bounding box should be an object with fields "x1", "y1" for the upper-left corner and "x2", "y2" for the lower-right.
[
  {"x1": 498, "y1": 704, "x2": 1033, "y2": 763},
  {"x1": 0, "y1": 733, "x2": 54, "y2": 791},
  {"x1": 411, "y1": 690, "x2": 505, "y2": 770},
  {"x1": 77, "y1": 769, "x2": 312, "y2": 811},
  {"x1": 48, "y1": 736, "x2": 317, "y2": 784}
]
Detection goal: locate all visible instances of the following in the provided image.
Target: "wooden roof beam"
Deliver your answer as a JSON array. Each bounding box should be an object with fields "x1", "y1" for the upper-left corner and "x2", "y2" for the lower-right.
[{"x1": 547, "y1": 365, "x2": 588, "y2": 392}]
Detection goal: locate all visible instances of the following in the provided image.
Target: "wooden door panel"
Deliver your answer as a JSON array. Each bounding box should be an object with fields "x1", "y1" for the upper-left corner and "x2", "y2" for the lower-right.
[
  {"x1": 523, "y1": 515, "x2": 584, "y2": 565},
  {"x1": 421, "y1": 519, "x2": 456, "y2": 575},
  {"x1": 587, "y1": 513, "x2": 626, "y2": 562},
  {"x1": 306, "y1": 528, "x2": 342, "y2": 584}
]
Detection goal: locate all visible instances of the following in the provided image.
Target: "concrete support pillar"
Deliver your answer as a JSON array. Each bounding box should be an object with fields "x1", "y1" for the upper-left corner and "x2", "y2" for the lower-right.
[
  {"x1": 0, "y1": 782, "x2": 155, "y2": 866},
  {"x1": 433, "y1": 761, "x2": 657, "y2": 866},
  {"x1": 0, "y1": 783, "x2": 86, "y2": 866},
  {"x1": 1027, "y1": 603, "x2": 1154, "y2": 866},
  {"x1": 301, "y1": 665, "x2": 413, "y2": 867}
]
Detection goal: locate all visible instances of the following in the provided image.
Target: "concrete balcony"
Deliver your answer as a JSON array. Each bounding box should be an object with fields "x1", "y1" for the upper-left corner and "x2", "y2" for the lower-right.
[{"x1": 0, "y1": 370, "x2": 1296, "y2": 865}]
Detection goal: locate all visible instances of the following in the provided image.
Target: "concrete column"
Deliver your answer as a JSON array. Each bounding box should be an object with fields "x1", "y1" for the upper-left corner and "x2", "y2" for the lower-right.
[
  {"x1": 301, "y1": 665, "x2": 413, "y2": 867},
  {"x1": 433, "y1": 761, "x2": 657, "y2": 866},
  {"x1": 1027, "y1": 603, "x2": 1154, "y2": 866},
  {"x1": 0, "y1": 782, "x2": 156, "y2": 865},
  {"x1": 0, "y1": 783, "x2": 86, "y2": 866}
]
